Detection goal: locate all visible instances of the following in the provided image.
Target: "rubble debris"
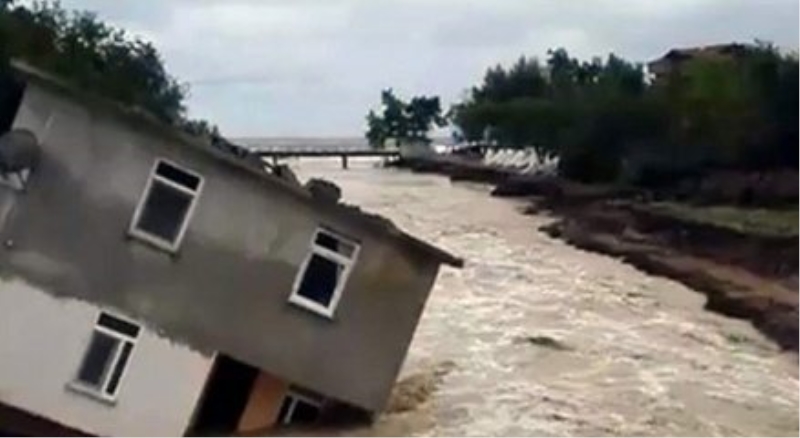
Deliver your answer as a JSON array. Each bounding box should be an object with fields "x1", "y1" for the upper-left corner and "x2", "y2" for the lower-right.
[
  {"x1": 305, "y1": 178, "x2": 342, "y2": 203},
  {"x1": 272, "y1": 163, "x2": 302, "y2": 186}
]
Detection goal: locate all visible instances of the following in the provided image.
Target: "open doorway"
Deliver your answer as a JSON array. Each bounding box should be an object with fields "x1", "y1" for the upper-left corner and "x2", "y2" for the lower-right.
[{"x1": 189, "y1": 355, "x2": 259, "y2": 436}]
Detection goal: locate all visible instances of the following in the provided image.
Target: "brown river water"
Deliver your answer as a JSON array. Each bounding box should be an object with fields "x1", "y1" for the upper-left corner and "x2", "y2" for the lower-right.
[{"x1": 292, "y1": 158, "x2": 798, "y2": 437}]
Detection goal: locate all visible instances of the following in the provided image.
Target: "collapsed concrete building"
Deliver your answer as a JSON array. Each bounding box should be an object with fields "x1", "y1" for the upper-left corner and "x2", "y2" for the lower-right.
[{"x1": 0, "y1": 61, "x2": 462, "y2": 436}]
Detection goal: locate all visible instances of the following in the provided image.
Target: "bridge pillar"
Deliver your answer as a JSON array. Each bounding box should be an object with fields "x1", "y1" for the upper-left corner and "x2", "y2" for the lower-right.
[
  {"x1": 272, "y1": 156, "x2": 278, "y2": 167},
  {"x1": 341, "y1": 155, "x2": 348, "y2": 170}
]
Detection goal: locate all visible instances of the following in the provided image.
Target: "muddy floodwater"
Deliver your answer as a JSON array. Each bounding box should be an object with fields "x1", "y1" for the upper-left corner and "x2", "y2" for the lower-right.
[{"x1": 293, "y1": 158, "x2": 798, "y2": 437}]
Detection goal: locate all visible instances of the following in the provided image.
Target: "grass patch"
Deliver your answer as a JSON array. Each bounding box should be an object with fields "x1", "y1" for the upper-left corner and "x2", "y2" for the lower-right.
[{"x1": 647, "y1": 202, "x2": 798, "y2": 237}]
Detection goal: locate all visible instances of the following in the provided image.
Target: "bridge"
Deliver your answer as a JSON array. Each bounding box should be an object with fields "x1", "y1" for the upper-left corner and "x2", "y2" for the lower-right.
[{"x1": 251, "y1": 145, "x2": 400, "y2": 169}]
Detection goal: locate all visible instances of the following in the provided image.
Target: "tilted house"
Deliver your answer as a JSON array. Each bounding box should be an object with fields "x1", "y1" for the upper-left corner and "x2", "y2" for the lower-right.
[{"x1": 0, "y1": 61, "x2": 462, "y2": 436}]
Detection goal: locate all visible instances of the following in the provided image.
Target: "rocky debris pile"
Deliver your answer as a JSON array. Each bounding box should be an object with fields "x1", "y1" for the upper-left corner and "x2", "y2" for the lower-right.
[
  {"x1": 483, "y1": 147, "x2": 558, "y2": 175},
  {"x1": 305, "y1": 178, "x2": 342, "y2": 203}
]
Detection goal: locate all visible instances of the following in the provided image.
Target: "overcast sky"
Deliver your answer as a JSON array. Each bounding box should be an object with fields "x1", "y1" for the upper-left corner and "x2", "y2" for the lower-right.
[{"x1": 56, "y1": 0, "x2": 798, "y2": 137}]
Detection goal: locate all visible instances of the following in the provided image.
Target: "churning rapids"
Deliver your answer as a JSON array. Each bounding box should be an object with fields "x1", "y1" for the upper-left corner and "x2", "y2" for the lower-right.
[{"x1": 292, "y1": 158, "x2": 798, "y2": 437}]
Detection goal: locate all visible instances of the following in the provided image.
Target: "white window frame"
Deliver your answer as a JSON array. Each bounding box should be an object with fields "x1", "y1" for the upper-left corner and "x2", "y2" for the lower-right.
[
  {"x1": 69, "y1": 312, "x2": 140, "y2": 403},
  {"x1": 288, "y1": 228, "x2": 360, "y2": 318},
  {"x1": 128, "y1": 158, "x2": 204, "y2": 253},
  {"x1": 279, "y1": 390, "x2": 322, "y2": 425}
]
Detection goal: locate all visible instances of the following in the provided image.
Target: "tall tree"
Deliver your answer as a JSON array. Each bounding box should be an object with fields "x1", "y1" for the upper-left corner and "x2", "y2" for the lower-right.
[
  {"x1": 0, "y1": 1, "x2": 220, "y2": 139},
  {"x1": 365, "y1": 89, "x2": 445, "y2": 148},
  {"x1": 448, "y1": 43, "x2": 798, "y2": 183}
]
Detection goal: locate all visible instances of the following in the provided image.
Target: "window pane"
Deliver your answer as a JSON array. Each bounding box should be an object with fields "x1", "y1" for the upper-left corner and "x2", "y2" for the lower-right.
[
  {"x1": 315, "y1": 231, "x2": 339, "y2": 251},
  {"x1": 77, "y1": 332, "x2": 118, "y2": 388},
  {"x1": 290, "y1": 399, "x2": 320, "y2": 424},
  {"x1": 155, "y1": 161, "x2": 200, "y2": 191},
  {"x1": 315, "y1": 231, "x2": 355, "y2": 258},
  {"x1": 104, "y1": 341, "x2": 133, "y2": 396},
  {"x1": 296, "y1": 254, "x2": 343, "y2": 307},
  {"x1": 136, "y1": 180, "x2": 193, "y2": 243},
  {"x1": 98, "y1": 313, "x2": 140, "y2": 338}
]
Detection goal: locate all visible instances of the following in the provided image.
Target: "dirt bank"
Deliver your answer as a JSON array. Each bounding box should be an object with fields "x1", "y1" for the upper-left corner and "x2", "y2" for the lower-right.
[
  {"x1": 537, "y1": 200, "x2": 798, "y2": 351},
  {"x1": 390, "y1": 156, "x2": 799, "y2": 351}
]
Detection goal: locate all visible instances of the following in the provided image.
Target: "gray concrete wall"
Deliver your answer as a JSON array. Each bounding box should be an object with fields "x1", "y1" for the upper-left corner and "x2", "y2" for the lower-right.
[{"x1": 1, "y1": 83, "x2": 442, "y2": 412}]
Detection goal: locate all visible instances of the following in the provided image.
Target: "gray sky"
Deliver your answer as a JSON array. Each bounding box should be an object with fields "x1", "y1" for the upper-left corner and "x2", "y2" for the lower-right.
[{"x1": 57, "y1": 0, "x2": 798, "y2": 137}]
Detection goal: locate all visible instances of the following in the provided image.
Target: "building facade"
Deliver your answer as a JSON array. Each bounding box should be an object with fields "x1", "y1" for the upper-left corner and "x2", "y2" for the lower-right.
[{"x1": 0, "y1": 62, "x2": 461, "y2": 435}]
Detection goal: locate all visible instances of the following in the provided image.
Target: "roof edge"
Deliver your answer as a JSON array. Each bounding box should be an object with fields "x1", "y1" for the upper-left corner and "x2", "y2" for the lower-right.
[{"x1": 9, "y1": 59, "x2": 464, "y2": 269}]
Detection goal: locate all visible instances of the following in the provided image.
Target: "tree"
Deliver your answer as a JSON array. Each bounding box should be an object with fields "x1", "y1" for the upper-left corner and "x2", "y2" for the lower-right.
[
  {"x1": 381, "y1": 89, "x2": 408, "y2": 145},
  {"x1": 0, "y1": 1, "x2": 219, "y2": 139},
  {"x1": 365, "y1": 109, "x2": 387, "y2": 148},
  {"x1": 364, "y1": 89, "x2": 446, "y2": 148},
  {"x1": 447, "y1": 42, "x2": 799, "y2": 184},
  {"x1": 407, "y1": 95, "x2": 446, "y2": 140}
]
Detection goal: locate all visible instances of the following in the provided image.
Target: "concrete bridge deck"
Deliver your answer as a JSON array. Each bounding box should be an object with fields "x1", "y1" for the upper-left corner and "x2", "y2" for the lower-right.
[{"x1": 252, "y1": 146, "x2": 399, "y2": 168}]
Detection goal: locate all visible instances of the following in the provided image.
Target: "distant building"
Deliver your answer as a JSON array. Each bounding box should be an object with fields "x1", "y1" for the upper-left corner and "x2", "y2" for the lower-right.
[
  {"x1": 0, "y1": 61, "x2": 462, "y2": 436},
  {"x1": 647, "y1": 43, "x2": 750, "y2": 81}
]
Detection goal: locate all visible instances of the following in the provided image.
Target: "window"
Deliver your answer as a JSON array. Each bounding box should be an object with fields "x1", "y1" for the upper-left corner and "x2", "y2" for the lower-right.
[
  {"x1": 276, "y1": 390, "x2": 322, "y2": 426},
  {"x1": 72, "y1": 312, "x2": 140, "y2": 401},
  {"x1": 129, "y1": 159, "x2": 203, "y2": 252},
  {"x1": 288, "y1": 228, "x2": 359, "y2": 318}
]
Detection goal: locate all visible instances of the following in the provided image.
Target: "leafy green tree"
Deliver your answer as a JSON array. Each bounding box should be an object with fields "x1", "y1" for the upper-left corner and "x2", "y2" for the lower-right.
[
  {"x1": 381, "y1": 89, "x2": 408, "y2": 145},
  {"x1": 448, "y1": 42, "x2": 797, "y2": 183},
  {"x1": 365, "y1": 89, "x2": 446, "y2": 148},
  {"x1": 407, "y1": 95, "x2": 446, "y2": 139},
  {"x1": 365, "y1": 109, "x2": 387, "y2": 148},
  {"x1": 0, "y1": 1, "x2": 219, "y2": 139}
]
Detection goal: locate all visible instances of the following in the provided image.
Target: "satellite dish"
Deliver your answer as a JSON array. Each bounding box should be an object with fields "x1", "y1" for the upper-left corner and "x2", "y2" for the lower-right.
[{"x1": 0, "y1": 129, "x2": 40, "y2": 173}]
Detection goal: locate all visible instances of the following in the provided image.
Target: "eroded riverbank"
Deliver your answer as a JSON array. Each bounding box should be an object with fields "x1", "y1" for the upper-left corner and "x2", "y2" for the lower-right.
[
  {"x1": 291, "y1": 158, "x2": 798, "y2": 436},
  {"x1": 391, "y1": 155, "x2": 799, "y2": 352}
]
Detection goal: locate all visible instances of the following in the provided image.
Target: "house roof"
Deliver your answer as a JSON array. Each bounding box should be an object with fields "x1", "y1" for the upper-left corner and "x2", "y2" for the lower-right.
[
  {"x1": 9, "y1": 59, "x2": 464, "y2": 268},
  {"x1": 649, "y1": 43, "x2": 749, "y2": 66}
]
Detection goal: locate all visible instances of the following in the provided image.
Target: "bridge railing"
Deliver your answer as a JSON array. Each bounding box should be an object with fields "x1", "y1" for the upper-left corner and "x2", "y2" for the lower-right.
[
  {"x1": 258, "y1": 145, "x2": 339, "y2": 153},
  {"x1": 251, "y1": 145, "x2": 399, "y2": 154}
]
